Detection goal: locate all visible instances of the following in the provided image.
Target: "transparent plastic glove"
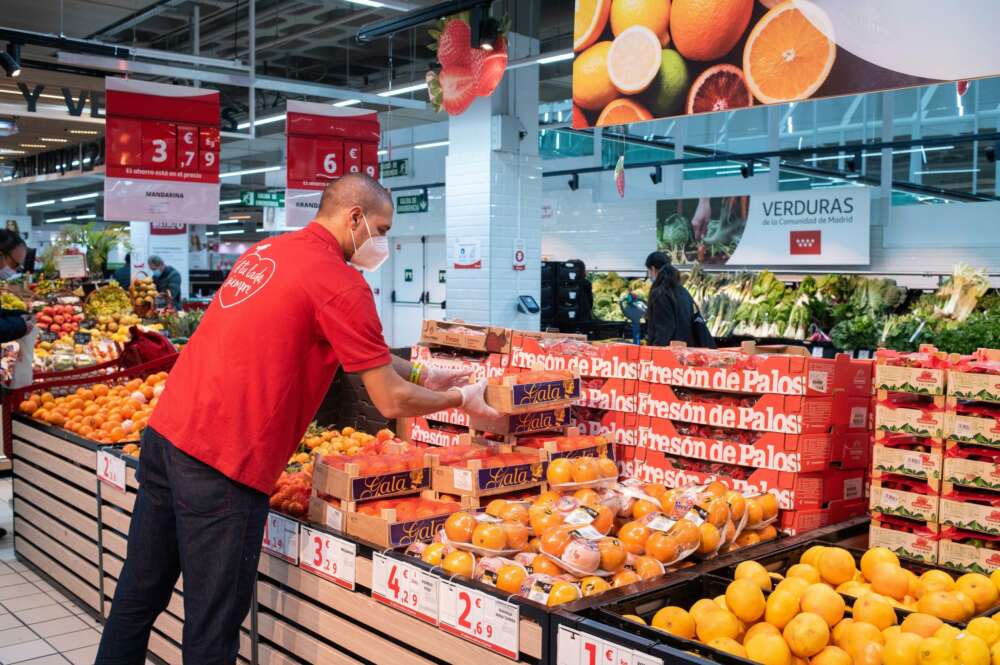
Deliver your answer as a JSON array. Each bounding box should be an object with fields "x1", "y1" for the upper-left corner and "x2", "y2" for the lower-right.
[
  {"x1": 420, "y1": 364, "x2": 474, "y2": 391},
  {"x1": 449, "y1": 380, "x2": 500, "y2": 419}
]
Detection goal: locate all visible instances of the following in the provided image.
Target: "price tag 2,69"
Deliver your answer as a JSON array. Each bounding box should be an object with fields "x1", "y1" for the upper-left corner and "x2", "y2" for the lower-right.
[
  {"x1": 261, "y1": 512, "x2": 300, "y2": 564},
  {"x1": 371, "y1": 552, "x2": 439, "y2": 625},
  {"x1": 438, "y1": 581, "x2": 519, "y2": 660},
  {"x1": 97, "y1": 450, "x2": 126, "y2": 492},
  {"x1": 556, "y1": 625, "x2": 664, "y2": 665},
  {"x1": 299, "y1": 526, "x2": 356, "y2": 590}
]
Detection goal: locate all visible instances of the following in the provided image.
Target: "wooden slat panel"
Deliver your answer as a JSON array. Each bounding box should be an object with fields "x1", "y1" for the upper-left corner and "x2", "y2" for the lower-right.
[
  {"x1": 13, "y1": 478, "x2": 98, "y2": 540},
  {"x1": 257, "y1": 580, "x2": 435, "y2": 665},
  {"x1": 14, "y1": 536, "x2": 100, "y2": 610},
  {"x1": 258, "y1": 555, "x2": 525, "y2": 665},
  {"x1": 103, "y1": 554, "x2": 122, "y2": 579},
  {"x1": 15, "y1": 510, "x2": 99, "y2": 581},
  {"x1": 13, "y1": 463, "x2": 97, "y2": 518},
  {"x1": 257, "y1": 613, "x2": 365, "y2": 665},
  {"x1": 100, "y1": 504, "x2": 132, "y2": 536},
  {"x1": 100, "y1": 485, "x2": 136, "y2": 513},
  {"x1": 148, "y1": 631, "x2": 182, "y2": 665},
  {"x1": 102, "y1": 527, "x2": 127, "y2": 559},
  {"x1": 13, "y1": 422, "x2": 96, "y2": 469},
  {"x1": 126, "y1": 465, "x2": 138, "y2": 489},
  {"x1": 13, "y1": 441, "x2": 94, "y2": 494},
  {"x1": 258, "y1": 640, "x2": 301, "y2": 665}
]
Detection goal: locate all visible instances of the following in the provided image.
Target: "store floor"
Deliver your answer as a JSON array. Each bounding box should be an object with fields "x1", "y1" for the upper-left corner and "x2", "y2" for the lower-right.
[{"x1": 0, "y1": 476, "x2": 154, "y2": 665}]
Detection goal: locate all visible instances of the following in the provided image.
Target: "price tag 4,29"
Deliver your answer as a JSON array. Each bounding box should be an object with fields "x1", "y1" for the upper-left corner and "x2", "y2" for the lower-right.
[
  {"x1": 261, "y1": 512, "x2": 300, "y2": 564},
  {"x1": 299, "y1": 526, "x2": 356, "y2": 590},
  {"x1": 371, "y1": 552, "x2": 439, "y2": 625},
  {"x1": 556, "y1": 625, "x2": 664, "y2": 665},
  {"x1": 438, "y1": 580, "x2": 519, "y2": 660},
  {"x1": 97, "y1": 450, "x2": 126, "y2": 492}
]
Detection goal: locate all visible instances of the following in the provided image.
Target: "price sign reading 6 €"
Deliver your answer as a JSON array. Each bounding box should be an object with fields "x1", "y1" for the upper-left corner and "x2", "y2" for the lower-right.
[
  {"x1": 371, "y1": 552, "x2": 438, "y2": 625},
  {"x1": 299, "y1": 526, "x2": 356, "y2": 590},
  {"x1": 438, "y1": 581, "x2": 519, "y2": 660},
  {"x1": 261, "y1": 512, "x2": 300, "y2": 564},
  {"x1": 556, "y1": 625, "x2": 664, "y2": 665}
]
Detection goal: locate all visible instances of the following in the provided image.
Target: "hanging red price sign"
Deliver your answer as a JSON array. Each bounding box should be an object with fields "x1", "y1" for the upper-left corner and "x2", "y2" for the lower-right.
[
  {"x1": 261, "y1": 512, "x2": 300, "y2": 564},
  {"x1": 298, "y1": 526, "x2": 356, "y2": 590},
  {"x1": 556, "y1": 625, "x2": 664, "y2": 665},
  {"x1": 370, "y1": 552, "x2": 438, "y2": 625},
  {"x1": 104, "y1": 78, "x2": 220, "y2": 225},
  {"x1": 96, "y1": 450, "x2": 126, "y2": 492},
  {"x1": 438, "y1": 581, "x2": 519, "y2": 660},
  {"x1": 284, "y1": 100, "x2": 381, "y2": 228}
]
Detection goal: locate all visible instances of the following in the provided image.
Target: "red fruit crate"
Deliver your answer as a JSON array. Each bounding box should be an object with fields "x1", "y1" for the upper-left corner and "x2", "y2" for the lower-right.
[{"x1": 509, "y1": 333, "x2": 639, "y2": 379}]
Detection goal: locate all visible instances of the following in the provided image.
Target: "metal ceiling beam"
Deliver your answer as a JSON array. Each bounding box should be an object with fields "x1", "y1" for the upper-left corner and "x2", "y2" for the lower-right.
[
  {"x1": 86, "y1": 0, "x2": 190, "y2": 39},
  {"x1": 56, "y1": 51, "x2": 427, "y2": 110},
  {"x1": 357, "y1": 0, "x2": 494, "y2": 42}
]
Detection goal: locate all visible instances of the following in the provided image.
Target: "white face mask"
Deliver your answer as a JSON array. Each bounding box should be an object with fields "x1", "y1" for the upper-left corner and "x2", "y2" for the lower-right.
[
  {"x1": 349, "y1": 213, "x2": 388, "y2": 272},
  {"x1": 0, "y1": 267, "x2": 14, "y2": 281}
]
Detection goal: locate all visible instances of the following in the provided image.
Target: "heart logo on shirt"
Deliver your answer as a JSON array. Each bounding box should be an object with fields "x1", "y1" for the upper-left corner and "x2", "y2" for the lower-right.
[{"x1": 218, "y1": 249, "x2": 276, "y2": 309}]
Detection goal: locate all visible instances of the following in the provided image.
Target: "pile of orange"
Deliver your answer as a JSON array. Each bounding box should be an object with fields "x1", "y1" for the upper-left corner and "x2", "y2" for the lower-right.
[
  {"x1": 19, "y1": 372, "x2": 168, "y2": 444},
  {"x1": 545, "y1": 456, "x2": 618, "y2": 486}
]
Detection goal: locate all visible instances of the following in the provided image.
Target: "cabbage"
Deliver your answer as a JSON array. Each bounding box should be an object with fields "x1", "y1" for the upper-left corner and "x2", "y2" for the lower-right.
[{"x1": 658, "y1": 213, "x2": 693, "y2": 249}]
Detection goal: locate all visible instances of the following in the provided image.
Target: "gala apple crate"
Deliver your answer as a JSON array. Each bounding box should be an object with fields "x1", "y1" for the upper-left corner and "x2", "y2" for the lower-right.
[
  {"x1": 419, "y1": 320, "x2": 513, "y2": 354},
  {"x1": 345, "y1": 489, "x2": 462, "y2": 549},
  {"x1": 311, "y1": 449, "x2": 436, "y2": 505},
  {"x1": 468, "y1": 406, "x2": 572, "y2": 437},
  {"x1": 868, "y1": 514, "x2": 940, "y2": 564},
  {"x1": 429, "y1": 446, "x2": 548, "y2": 498},
  {"x1": 484, "y1": 372, "x2": 581, "y2": 415},
  {"x1": 634, "y1": 415, "x2": 870, "y2": 474},
  {"x1": 509, "y1": 333, "x2": 638, "y2": 379}
]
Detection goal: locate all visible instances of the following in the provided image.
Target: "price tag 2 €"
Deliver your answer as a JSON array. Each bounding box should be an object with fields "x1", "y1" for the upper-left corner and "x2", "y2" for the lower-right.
[
  {"x1": 371, "y1": 552, "x2": 438, "y2": 625},
  {"x1": 261, "y1": 512, "x2": 300, "y2": 564},
  {"x1": 438, "y1": 581, "x2": 519, "y2": 660},
  {"x1": 97, "y1": 450, "x2": 126, "y2": 492},
  {"x1": 556, "y1": 625, "x2": 664, "y2": 665},
  {"x1": 299, "y1": 526, "x2": 356, "y2": 590}
]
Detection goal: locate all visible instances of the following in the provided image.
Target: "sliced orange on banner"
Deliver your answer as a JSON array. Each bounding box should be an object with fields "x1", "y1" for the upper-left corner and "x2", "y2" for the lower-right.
[
  {"x1": 608, "y1": 25, "x2": 663, "y2": 95},
  {"x1": 574, "y1": 0, "x2": 612, "y2": 52},
  {"x1": 743, "y1": 0, "x2": 836, "y2": 104},
  {"x1": 597, "y1": 98, "x2": 654, "y2": 126}
]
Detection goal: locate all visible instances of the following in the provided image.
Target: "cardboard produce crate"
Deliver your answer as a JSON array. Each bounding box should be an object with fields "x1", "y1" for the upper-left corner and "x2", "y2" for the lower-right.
[
  {"x1": 869, "y1": 476, "x2": 941, "y2": 523},
  {"x1": 939, "y1": 529, "x2": 1000, "y2": 573},
  {"x1": 876, "y1": 402, "x2": 946, "y2": 439},
  {"x1": 871, "y1": 440, "x2": 944, "y2": 487},
  {"x1": 571, "y1": 407, "x2": 636, "y2": 446},
  {"x1": 484, "y1": 374, "x2": 581, "y2": 414},
  {"x1": 420, "y1": 320, "x2": 512, "y2": 354},
  {"x1": 944, "y1": 444, "x2": 1000, "y2": 491},
  {"x1": 468, "y1": 406, "x2": 571, "y2": 436},
  {"x1": 410, "y1": 344, "x2": 508, "y2": 382},
  {"x1": 940, "y1": 487, "x2": 1000, "y2": 536},
  {"x1": 509, "y1": 333, "x2": 639, "y2": 379},
  {"x1": 406, "y1": 417, "x2": 468, "y2": 447},
  {"x1": 574, "y1": 377, "x2": 637, "y2": 413},
  {"x1": 869, "y1": 515, "x2": 940, "y2": 564},
  {"x1": 346, "y1": 489, "x2": 461, "y2": 548},
  {"x1": 430, "y1": 446, "x2": 547, "y2": 498},
  {"x1": 311, "y1": 451, "x2": 434, "y2": 504}
]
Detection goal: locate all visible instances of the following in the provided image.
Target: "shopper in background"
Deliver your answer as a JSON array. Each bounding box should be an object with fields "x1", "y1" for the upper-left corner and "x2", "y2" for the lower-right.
[
  {"x1": 645, "y1": 251, "x2": 715, "y2": 348},
  {"x1": 113, "y1": 253, "x2": 131, "y2": 290},
  {"x1": 148, "y1": 255, "x2": 182, "y2": 310},
  {"x1": 96, "y1": 173, "x2": 495, "y2": 665}
]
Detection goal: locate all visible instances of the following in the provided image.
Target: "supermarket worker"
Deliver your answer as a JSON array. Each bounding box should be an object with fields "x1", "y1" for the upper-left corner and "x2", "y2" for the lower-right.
[{"x1": 96, "y1": 173, "x2": 497, "y2": 665}]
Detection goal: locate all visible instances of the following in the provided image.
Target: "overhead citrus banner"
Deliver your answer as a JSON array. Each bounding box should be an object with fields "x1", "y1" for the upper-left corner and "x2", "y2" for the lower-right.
[{"x1": 572, "y1": 0, "x2": 1000, "y2": 128}]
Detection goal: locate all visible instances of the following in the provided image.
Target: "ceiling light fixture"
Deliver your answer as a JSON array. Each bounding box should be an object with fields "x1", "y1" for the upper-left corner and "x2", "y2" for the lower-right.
[
  {"x1": 25, "y1": 199, "x2": 55, "y2": 208},
  {"x1": 68, "y1": 129, "x2": 100, "y2": 135},
  {"x1": 378, "y1": 82, "x2": 428, "y2": 97},
  {"x1": 333, "y1": 99, "x2": 361, "y2": 107},
  {"x1": 220, "y1": 198, "x2": 242, "y2": 206},
  {"x1": 40, "y1": 137, "x2": 68, "y2": 143},
  {"x1": 75, "y1": 214, "x2": 96, "y2": 220},
  {"x1": 218, "y1": 229, "x2": 245, "y2": 235},
  {"x1": 236, "y1": 114, "x2": 286, "y2": 130},
  {"x1": 0, "y1": 44, "x2": 21, "y2": 78},
  {"x1": 61, "y1": 192, "x2": 100, "y2": 202},
  {"x1": 536, "y1": 52, "x2": 574, "y2": 65},
  {"x1": 45, "y1": 216, "x2": 72, "y2": 223},
  {"x1": 413, "y1": 140, "x2": 449, "y2": 150},
  {"x1": 219, "y1": 165, "x2": 282, "y2": 179},
  {"x1": 913, "y1": 168, "x2": 980, "y2": 175},
  {"x1": 18, "y1": 143, "x2": 44, "y2": 149}
]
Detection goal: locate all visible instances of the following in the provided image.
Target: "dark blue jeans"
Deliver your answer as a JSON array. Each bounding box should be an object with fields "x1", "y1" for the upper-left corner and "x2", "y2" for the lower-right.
[{"x1": 96, "y1": 427, "x2": 269, "y2": 665}]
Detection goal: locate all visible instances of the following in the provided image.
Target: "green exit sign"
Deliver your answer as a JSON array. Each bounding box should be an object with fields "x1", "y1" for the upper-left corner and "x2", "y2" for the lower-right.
[
  {"x1": 380, "y1": 158, "x2": 408, "y2": 178},
  {"x1": 240, "y1": 191, "x2": 285, "y2": 208},
  {"x1": 397, "y1": 192, "x2": 428, "y2": 214}
]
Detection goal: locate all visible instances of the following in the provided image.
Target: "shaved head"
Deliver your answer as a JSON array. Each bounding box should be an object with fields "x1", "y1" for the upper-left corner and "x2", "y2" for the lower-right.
[
  {"x1": 318, "y1": 173, "x2": 393, "y2": 218},
  {"x1": 313, "y1": 173, "x2": 394, "y2": 263}
]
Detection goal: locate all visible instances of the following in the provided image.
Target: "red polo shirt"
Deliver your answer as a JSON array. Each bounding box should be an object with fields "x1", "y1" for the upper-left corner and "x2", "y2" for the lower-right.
[{"x1": 149, "y1": 222, "x2": 392, "y2": 493}]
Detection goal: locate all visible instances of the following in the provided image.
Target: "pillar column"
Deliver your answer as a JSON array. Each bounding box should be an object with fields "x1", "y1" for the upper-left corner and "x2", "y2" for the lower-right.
[{"x1": 445, "y1": 31, "x2": 541, "y2": 330}]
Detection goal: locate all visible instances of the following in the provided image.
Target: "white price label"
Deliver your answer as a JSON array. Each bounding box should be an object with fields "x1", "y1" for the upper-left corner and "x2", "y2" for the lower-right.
[
  {"x1": 556, "y1": 625, "x2": 664, "y2": 665},
  {"x1": 262, "y1": 512, "x2": 300, "y2": 564},
  {"x1": 299, "y1": 526, "x2": 356, "y2": 590},
  {"x1": 954, "y1": 419, "x2": 974, "y2": 438},
  {"x1": 97, "y1": 450, "x2": 126, "y2": 492},
  {"x1": 453, "y1": 468, "x2": 474, "y2": 492},
  {"x1": 439, "y1": 580, "x2": 519, "y2": 660},
  {"x1": 811, "y1": 346, "x2": 824, "y2": 358},
  {"x1": 371, "y1": 552, "x2": 439, "y2": 625}
]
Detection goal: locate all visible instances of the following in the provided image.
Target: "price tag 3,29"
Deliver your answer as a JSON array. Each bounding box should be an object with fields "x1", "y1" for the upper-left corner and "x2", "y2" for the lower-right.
[
  {"x1": 371, "y1": 552, "x2": 439, "y2": 625},
  {"x1": 97, "y1": 450, "x2": 126, "y2": 492},
  {"x1": 261, "y1": 512, "x2": 300, "y2": 564},
  {"x1": 438, "y1": 580, "x2": 519, "y2": 660},
  {"x1": 299, "y1": 526, "x2": 356, "y2": 590},
  {"x1": 556, "y1": 625, "x2": 664, "y2": 665}
]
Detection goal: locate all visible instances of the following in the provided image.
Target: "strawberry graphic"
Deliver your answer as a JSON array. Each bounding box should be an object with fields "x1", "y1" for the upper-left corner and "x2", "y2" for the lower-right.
[
  {"x1": 427, "y1": 67, "x2": 477, "y2": 116},
  {"x1": 470, "y1": 36, "x2": 508, "y2": 97},
  {"x1": 430, "y1": 17, "x2": 472, "y2": 69}
]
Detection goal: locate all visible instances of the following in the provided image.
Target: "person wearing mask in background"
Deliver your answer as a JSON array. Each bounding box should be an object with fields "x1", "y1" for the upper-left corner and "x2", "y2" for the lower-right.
[
  {"x1": 148, "y1": 255, "x2": 182, "y2": 310},
  {"x1": 645, "y1": 251, "x2": 714, "y2": 348},
  {"x1": 114, "y1": 254, "x2": 132, "y2": 290},
  {"x1": 96, "y1": 174, "x2": 498, "y2": 665}
]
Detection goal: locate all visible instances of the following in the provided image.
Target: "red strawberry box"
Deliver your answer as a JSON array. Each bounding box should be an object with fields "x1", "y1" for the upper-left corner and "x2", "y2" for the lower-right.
[
  {"x1": 636, "y1": 382, "x2": 835, "y2": 435},
  {"x1": 572, "y1": 407, "x2": 638, "y2": 447},
  {"x1": 869, "y1": 515, "x2": 940, "y2": 565},
  {"x1": 406, "y1": 417, "x2": 468, "y2": 447},
  {"x1": 617, "y1": 448, "x2": 864, "y2": 511},
  {"x1": 638, "y1": 344, "x2": 872, "y2": 397},
  {"x1": 633, "y1": 415, "x2": 868, "y2": 473},
  {"x1": 419, "y1": 320, "x2": 511, "y2": 354},
  {"x1": 779, "y1": 498, "x2": 868, "y2": 535},
  {"x1": 575, "y1": 377, "x2": 638, "y2": 413},
  {"x1": 510, "y1": 333, "x2": 639, "y2": 379},
  {"x1": 410, "y1": 344, "x2": 508, "y2": 382}
]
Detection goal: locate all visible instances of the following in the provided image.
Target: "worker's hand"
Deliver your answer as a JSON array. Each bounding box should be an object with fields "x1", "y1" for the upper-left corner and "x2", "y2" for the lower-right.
[
  {"x1": 449, "y1": 380, "x2": 500, "y2": 419},
  {"x1": 691, "y1": 197, "x2": 712, "y2": 241},
  {"x1": 420, "y1": 364, "x2": 475, "y2": 391}
]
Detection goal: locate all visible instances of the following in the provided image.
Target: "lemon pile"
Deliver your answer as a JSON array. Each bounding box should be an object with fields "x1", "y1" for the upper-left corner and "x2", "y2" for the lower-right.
[{"x1": 627, "y1": 546, "x2": 1000, "y2": 665}]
